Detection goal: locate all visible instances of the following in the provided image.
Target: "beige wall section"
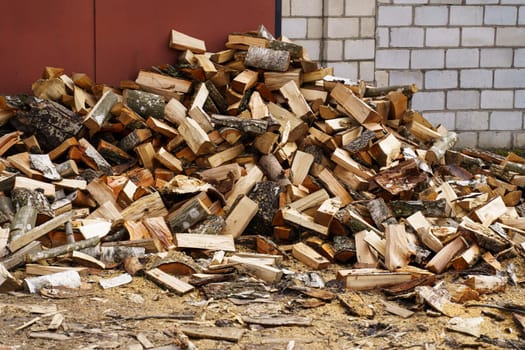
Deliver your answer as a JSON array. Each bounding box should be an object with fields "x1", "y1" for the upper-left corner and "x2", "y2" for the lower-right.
[{"x1": 281, "y1": 0, "x2": 525, "y2": 149}]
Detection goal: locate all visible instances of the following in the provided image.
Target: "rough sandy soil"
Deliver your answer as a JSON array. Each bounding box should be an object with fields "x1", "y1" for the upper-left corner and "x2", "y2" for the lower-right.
[{"x1": 0, "y1": 254, "x2": 524, "y2": 350}]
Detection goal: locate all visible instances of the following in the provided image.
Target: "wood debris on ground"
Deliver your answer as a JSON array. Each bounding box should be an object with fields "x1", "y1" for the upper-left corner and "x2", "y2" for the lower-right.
[{"x1": 0, "y1": 25, "x2": 525, "y2": 348}]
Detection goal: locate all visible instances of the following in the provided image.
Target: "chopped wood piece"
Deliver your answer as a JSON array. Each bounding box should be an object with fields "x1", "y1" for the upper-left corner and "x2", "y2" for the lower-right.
[
  {"x1": 136, "y1": 70, "x2": 191, "y2": 96},
  {"x1": 143, "y1": 217, "x2": 175, "y2": 251},
  {"x1": 425, "y1": 237, "x2": 468, "y2": 274},
  {"x1": 222, "y1": 195, "x2": 258, "y2": 239},
  {"x1": 280, "y1": 80, "x2": 313, "y2": 119},
  {"x1": 330, "y1": 83, "x2": 382, "y2": 125},
  {"x1": 78, "y1": 138, "x2": 113, "y2": 175},
  {"x1": 474, "y1": 196, "x2": 507, "y2": 227},
  {"x1": 331, "y1": 148, "x2": 375, "y2": 180},
  {"x1": 178, "y1": 117, "x2": 214, "y2": 155},
  {"x1": 391, "y1": 199, "x2": 448, "y2": 218},
  {"x1": 465, "y1": 275, "x2": 506, "y2": 294},
  {"x1": 458, "y1": 217, "x2": 510, "y2": 253},
  {"x1": 83, "y1": 90, "x2": 119, "y2": 133},
  {"x1": 290, "y1": 150, "x2": 314, "y2": 186},
  {"x1": 337, "y1": 268, "x2": 413, "y2": 291},
  {"x1": 317, "y1": 168, "x2": 353, "y2": 206},
  {"x1": 9, "y1": 211, "x2": 73, "y2": 252},
  {"x1": 27, "y1": 236, "x2": 100, "y2": 263},
  {"x1": 174, "y1": 233, "x2": 235, "y2": 252},
  {"x1": 121, "y1": 192, "x2": 168, "y2": 222},
  {"x1": 406, "y1": 211, "x2": 443, "y2": 252},
  {"x1": 227, "y1": 255, "x2": 282, "y2": 283},
  {"x1": 292, "y1": 242, "x2": 331, "y2": 270},
  {"x1": 145, "y1": 268, "x2": 194, "y2": 295},
  {"x1": 385, "y1": 224, "x2": 414, "y2": 271},
  {"x1": 169, "y1": 29, "x2": 206, "y2": 53},
  {"x1": 282, "y1": 208, "x2": 329, "y2": 236}
]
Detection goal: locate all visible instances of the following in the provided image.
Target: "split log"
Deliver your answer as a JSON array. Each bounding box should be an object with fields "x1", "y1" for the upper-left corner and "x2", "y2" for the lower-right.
[
  {"x1": 169, "y1": 29, "x2": 206, "y2": 53},
  {"x1": 136, "y1": 70, "x2": 191, "y2": 97},
  {"x1": 221, "y1": 195, "x2": 258, "y2": 239},
  {"x1": 174, "y1": 233, "x2": 235, "y2": 252},
  {"x1": 1, "y1": 241, "x2": 42, "y2": 270},
  {"x1": 292, "y1": 242, "x2": 330, "y2": 270},
  {"x1": 330, "y1": 83, "x2": 382, "y2": 125},
  {"x1": 458, "y1": 218, "x2": 510, "y2": 253},
  {"x1": 425, "y1": 237, "x2": 468, "y2": 274},
  {"x1": 337, "y1": 268, "x2": 413, "y2": 291},
  {"x1": 143, "y1": 217, "x2": 175, "y2": 251},
  {"x1": 406, "y1": 211, "x2": 443, "y2": 252},
  {"x1": 9, "y1": 211, "x2": 73, "y2": 252},
  {"x1": 83, "y1": 90, "x2": 119, "y2": 133},
  {"x1": 280, "y1": 80, "x2": 313, "y2": 120},
  {"x1": 178, "y1": 117, "x2": 215, "y2": 155},
  {"x1": 211, "y1": 114, "x2": 268, "y2": 135},
  {"x1": 78, "y1": 138, "x2": 113, "y2": 175}
]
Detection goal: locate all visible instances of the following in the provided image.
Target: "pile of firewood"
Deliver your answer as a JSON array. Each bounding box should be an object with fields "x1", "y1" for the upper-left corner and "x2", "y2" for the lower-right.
[{"x1": 0, "y1": 25, "x2": 524, "y2": 310}]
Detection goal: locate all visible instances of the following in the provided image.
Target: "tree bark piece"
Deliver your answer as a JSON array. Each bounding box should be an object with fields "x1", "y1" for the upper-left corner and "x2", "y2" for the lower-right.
[
  {"x1": 9, "y1": 205, "x2": 37, "y2": 242},
  {"x1": 390, "y1": 199, "x2": 448, "y2": 218},
  {"x1": 244, "y1": 46, "x2": 290, "y2": 72},
  {"x1": 9, "y1": 96, "x2": 83, "y2": 151},
  {"x1": 123, "y1": 89, "x2": 166, "y2": 119},
  {"x1": 292, "y1": 242, "x2": 331, "y2": 270},
  {"x1": 374, "y1": 159, "x2": 426, "y2": 195}
]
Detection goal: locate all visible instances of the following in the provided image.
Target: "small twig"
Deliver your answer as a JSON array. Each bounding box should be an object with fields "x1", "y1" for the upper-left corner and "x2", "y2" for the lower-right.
[
  {"x1": 15, "y1": 311, "x2": 58, "y2": 331},
  {"x1": 466, "y1": 303, "x2": 525, "y2": 315},
  {"x1": 106, "y1": 313, "x2": 196, "y2": 322}
]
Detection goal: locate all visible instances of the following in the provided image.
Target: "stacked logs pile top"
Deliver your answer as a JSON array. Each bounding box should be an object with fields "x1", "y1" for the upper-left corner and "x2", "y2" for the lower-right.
[{"x1": 0, "y1": 26, "x2": 524, "y2": 317}]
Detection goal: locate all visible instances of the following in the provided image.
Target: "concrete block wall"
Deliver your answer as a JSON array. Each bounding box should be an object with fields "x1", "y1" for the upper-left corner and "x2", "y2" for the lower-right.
[
  {"x1": 281, "y1": 0, "x2": 525, "y2": 149},
  {"x1": 282, "y1": 0, "x2": 377, "y2": 81}
]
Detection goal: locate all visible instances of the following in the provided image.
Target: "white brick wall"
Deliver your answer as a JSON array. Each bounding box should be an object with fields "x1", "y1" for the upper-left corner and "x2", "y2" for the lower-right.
[{"x1": 281, "y1": 1, "x2": 525, "y2": 148}]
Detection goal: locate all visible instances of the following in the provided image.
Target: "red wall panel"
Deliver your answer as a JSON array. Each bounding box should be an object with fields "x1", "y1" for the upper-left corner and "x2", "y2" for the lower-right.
[
  {"x1": 95, "y1": 0, "x2": 276, "y2": 87},
  {"x1": 0, "y1": 1, "x2": 276, "y2": 94},
  {"x1": 0, "y1": 0, "x2": 95, "y2": 94}
]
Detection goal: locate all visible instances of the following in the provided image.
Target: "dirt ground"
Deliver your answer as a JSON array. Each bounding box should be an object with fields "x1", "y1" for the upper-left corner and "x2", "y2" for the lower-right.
[{"x1": 0, "y1": 252, "x2": 524, "y2": 350}]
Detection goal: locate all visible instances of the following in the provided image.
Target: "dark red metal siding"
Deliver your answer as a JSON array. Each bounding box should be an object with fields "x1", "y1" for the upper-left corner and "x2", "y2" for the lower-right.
[
  {"x1": 0, "y1": 0, "x2": 276, "y2": 94},
  {"x1": 0, "y1": 0, "x2": 96, "y2": 94}
]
